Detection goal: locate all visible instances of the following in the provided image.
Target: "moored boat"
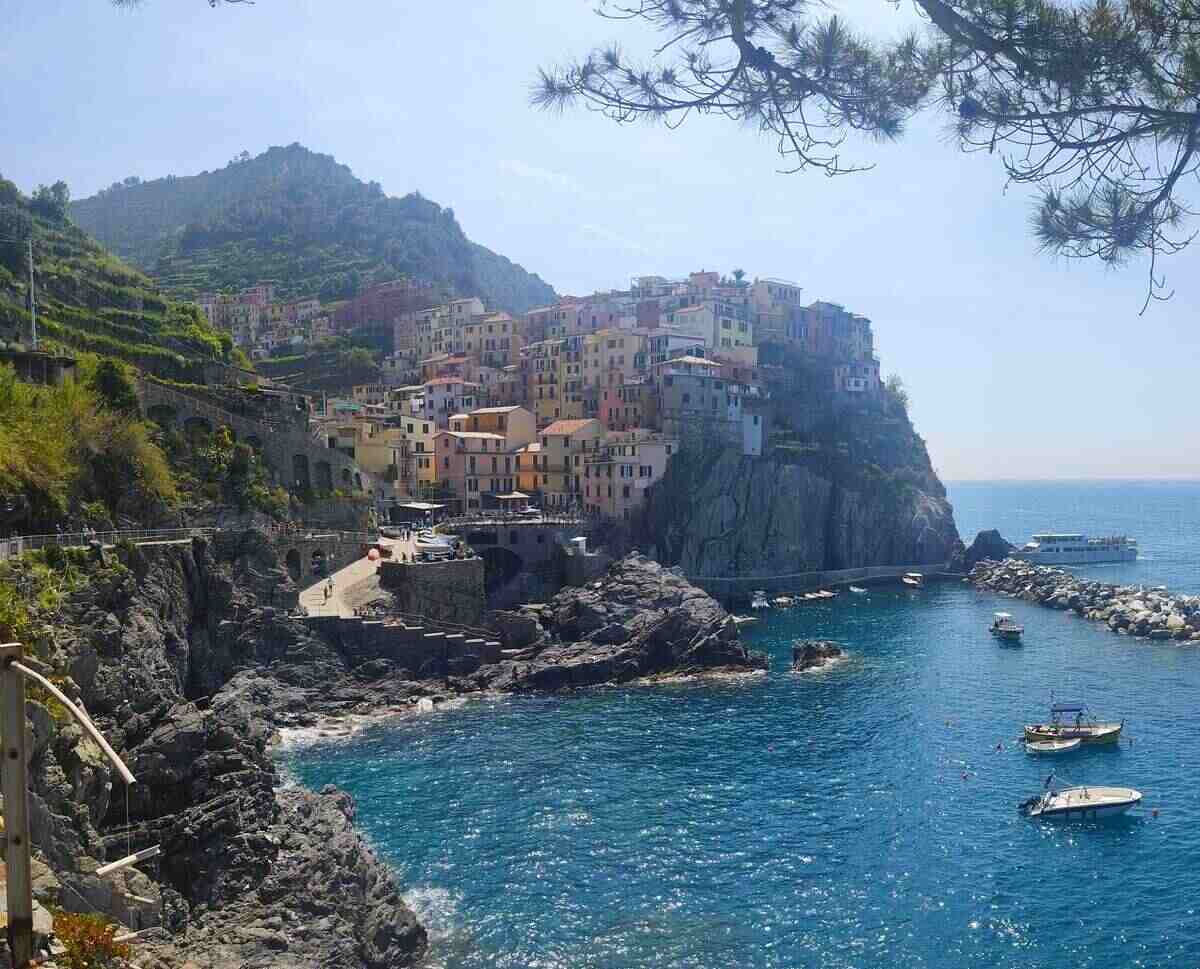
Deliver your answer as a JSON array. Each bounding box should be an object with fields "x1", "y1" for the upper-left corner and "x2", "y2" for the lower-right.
[
  {"x1": 773, "y1": 595, "x2": 794, "y2": 607},
  {"x1": 1019, "y1": 778, "x2": 1141, "y2": 819},
  {"x1": 901, "y1": 572, "x2": 924, "y2": 588},
  {"x1": 1024, "y1": 737, "x2": 1081, "y2": 754},
  {"x1": 990, "y1": 612, "x2": 1024, "y2": 641},
  {"x1": 1024, "y1": 703, "x2": 1123, "y2": 744},
  {"x1": 848, "y1": 585, "x2": 868, "y2": 595},
  {"x1": 751, "y1": 590, "x2": 770, "y2": 610}
]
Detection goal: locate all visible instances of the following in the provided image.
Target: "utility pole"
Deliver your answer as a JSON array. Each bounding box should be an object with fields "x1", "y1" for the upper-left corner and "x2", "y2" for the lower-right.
[{"x1": 26, "y1": 240, "x2": 37, "y2": 351}]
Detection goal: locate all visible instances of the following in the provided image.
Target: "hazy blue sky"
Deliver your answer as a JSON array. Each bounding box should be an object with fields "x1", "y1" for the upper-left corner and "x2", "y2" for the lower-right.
[{"x1": 4, "y1": 0, "x2": 1198, "y2": 480}]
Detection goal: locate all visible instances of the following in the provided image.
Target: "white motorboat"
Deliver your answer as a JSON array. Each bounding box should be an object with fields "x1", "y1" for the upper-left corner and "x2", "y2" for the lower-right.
[
  {"x1": 849, "y1": 585, "x2": 868, "y2": 595},
  {"x1": 751, "y1": 590, "x2": 770, "y2": 610},
  {"x1": 1024, "y1": 737, "x2": 1081, "y2": 755},
  {"x1": 901, "y1": 572, "x2": 924, "y2": 588},
  {"x1": 732, "y1": 615, "x2": 758, "y2": 626},
  {"x1": 1019, "y1": 779, "x2": 1141, "y2": 819},
  {"x1": 773, "y1": 596, "x2": 794, "y2": 607},
  {"x1": 990, "y1": 612, "x2": 1024, "y2": 642}
]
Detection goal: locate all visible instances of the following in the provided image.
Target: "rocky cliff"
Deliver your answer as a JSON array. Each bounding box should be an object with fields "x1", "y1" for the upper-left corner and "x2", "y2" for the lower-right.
[
  {"x1": 9, "y1": 533, "x2": 426, "y2": 968},
  {"x1": 638, "y1": 408, "x2": 960, "y2": 578}
]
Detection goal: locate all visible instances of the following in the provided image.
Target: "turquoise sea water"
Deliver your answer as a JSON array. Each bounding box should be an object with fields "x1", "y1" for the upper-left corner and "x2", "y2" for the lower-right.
[{"x1": 285, "y1": 482, "x2": 1200, "y2": 968}]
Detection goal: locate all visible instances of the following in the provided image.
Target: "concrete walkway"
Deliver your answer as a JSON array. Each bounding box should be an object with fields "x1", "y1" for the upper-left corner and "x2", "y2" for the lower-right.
[{"x1": 298, "y1": 537, "x2": 402, "y2": 617}]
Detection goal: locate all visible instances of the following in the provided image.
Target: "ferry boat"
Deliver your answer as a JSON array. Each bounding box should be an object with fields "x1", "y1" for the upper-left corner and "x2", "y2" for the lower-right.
[
  {"x1": 1014, "y1": 532, "x2": 1137, "y2": 565},
  {"x1": 1024, "y1": 702, "x2": 1123, "y2": 745}
]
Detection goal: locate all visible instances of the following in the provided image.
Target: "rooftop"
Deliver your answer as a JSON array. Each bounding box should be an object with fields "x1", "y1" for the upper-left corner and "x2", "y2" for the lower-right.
[{"x1": 542, "y1": 419, "x2": 601, "y2": 436}]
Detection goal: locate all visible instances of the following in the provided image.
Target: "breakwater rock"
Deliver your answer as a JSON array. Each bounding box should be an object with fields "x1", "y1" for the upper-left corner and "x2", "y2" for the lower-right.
[
  {"x1": 969, "y1": 558, "x2": 1200, "y2": 642},
  {"x1": 477, "y1": 553, "x2": 768, "y2": 691}
]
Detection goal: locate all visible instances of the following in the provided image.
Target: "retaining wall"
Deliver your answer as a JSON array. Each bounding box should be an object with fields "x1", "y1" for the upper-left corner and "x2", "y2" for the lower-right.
[
  {"x1": 301, "y1": 614, "x2": 502, "y2": 678},
  {"x1": 689, "y1": 563, "x2": 955, "y2": 603},
  {"x1": 379, "y1": 558, "x2": 487, "y2": 626}
]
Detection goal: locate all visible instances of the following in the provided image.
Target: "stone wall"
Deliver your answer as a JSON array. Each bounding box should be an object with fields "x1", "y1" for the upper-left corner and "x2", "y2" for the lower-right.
[{"x1": 379, "y1": 558, "x2": 487, "y2": 626}]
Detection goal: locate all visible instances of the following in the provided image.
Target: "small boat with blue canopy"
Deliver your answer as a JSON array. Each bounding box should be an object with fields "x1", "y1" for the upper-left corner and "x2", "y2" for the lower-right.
[{"x1": 1024, "y1": 702, "x2": 1123, "y2": 744}]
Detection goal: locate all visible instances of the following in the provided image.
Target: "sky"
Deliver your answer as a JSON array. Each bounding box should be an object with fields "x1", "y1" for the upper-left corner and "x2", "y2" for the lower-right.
[{"x1": 3, "y1": 0, "x2": 1198, "y2": 481}]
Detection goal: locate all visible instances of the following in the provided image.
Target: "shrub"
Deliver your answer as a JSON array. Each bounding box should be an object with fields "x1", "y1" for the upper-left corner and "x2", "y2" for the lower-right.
[{"x1": 53, "y1": 911, "x2": 131, "y2": 969}]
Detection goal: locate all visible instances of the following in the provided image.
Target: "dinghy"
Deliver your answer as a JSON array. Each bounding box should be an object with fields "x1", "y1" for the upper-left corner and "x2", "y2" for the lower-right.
[
  {"x1": 849, "y1": 585, "x2": 868, "y2": 595},
  {"x1": 1024, "y1": 737, "x2": 1081, "y2": 755}
]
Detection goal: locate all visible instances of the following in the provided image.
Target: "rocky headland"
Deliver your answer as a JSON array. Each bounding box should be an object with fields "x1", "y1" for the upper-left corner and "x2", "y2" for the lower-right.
[
  {"x1": 637, "y1": 404, "x2": 960, "y2": 577},
  {"x1": 6, "y1": 536, "x2": 762, "y2": 967},
  {"x1": 969, "y1": 558, "x2": 1200, "y2": 642}
]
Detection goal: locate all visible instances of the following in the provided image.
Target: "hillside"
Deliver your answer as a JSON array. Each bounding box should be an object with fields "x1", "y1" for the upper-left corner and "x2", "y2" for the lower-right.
[
  {"x1": 71, "y1": 144, "x2": 557, "y2": 312},
  {"x1": 0, "y1": 175, "x2": 234, "y2": 381}
]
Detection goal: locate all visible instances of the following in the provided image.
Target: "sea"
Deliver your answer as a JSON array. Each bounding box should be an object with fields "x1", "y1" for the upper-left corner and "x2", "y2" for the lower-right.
[{"x1": 282, "y1": 480, "x2": 1200, "y2": 968}]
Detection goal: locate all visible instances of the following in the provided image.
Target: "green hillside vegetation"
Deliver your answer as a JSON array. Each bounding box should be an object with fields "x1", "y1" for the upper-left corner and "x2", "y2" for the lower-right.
[
  {"x1": 0, "y1": 358, "x2": 176, "y2": 531},
  {"x1": 0, "y1": 174, "x2": 236, "y2": 381},
  {"x1": 71, "y1": 144, "x2": 557, "y2": 312}
]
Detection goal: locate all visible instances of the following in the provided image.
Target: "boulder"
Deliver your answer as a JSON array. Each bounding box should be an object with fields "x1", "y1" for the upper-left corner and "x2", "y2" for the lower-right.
[{"x1": 792, "y1": 640, "x2": 843, "y2": 671}]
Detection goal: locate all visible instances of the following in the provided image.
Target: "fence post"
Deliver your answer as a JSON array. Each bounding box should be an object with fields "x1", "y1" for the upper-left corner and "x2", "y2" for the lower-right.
[{"x1": 0, "y1": 643, "x2": 34, "y2": 968}]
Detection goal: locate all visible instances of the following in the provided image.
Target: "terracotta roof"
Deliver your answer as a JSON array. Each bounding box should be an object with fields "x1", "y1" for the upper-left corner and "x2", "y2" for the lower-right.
[{"x1": 542, "y1": 419, "x2": 601, "y2": 436}]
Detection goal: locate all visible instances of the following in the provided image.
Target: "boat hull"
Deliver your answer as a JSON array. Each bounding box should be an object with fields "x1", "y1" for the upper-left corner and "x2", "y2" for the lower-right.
[
  {"x1": 1024, "y1": 723, "x2": 1122, "y2": 744},
  {"x1": 1022, "y1": 786, "x2": 1141, "y2": 819},
  {"x1": 991, "y1": 629, "x2": 1023, "y2": 642},
  {"x1": 1024, "y1": 738, "x2": 1081, "y2": 754}
]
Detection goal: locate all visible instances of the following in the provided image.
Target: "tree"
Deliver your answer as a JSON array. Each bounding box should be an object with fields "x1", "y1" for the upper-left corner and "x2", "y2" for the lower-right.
[
  {"x1": 536, "y1": 0, "x2": 1200, "y2": 305},
  {"x1": 885, "y1": 374, "x2": 910, "y2": 413},
  {"x1": 30, "y1": 181, "x2": 70, "y2": 222},
  {"x1": 89, "y1": 360, "x2": 141, "y2": 416}
]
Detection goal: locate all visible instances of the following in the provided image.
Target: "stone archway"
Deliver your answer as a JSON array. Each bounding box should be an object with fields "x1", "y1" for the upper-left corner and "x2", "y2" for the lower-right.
[
  {"x1": 183, "y1": 415, "x2": 214, "y2": 440},
  {"x1": 341, "y1": 468, "x2": 352, "y2": 486},
  {"x1": 293, "y1": 454, "x2": 311, "y2": 493},
  {"x1": 284, "y1": 548, "x2": 301, "y2": 582},
  {"x1": 146, "y1": 403, "x2": 178, "y2": 429}
]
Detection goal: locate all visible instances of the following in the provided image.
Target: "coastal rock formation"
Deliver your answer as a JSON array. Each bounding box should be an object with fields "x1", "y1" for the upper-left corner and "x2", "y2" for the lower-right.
[
  {"x1": 791, "y1": 640, "x2": 843, "y2": 671},
  {"x1": 969, "y1": 558, "x2": 1200, "y2": 642},
  {"x1": 18, "y1": 534, "x2": 427, "y2": 969},
  {"x1": 954, "y1": 529, "x2": 1016, "y2": 571},
  {"x1": 638, "y1": 423, "x2": 960, "y2": 578},
  {"x1": 478, "y1": 553, "x2": 768, "y2": 690}
]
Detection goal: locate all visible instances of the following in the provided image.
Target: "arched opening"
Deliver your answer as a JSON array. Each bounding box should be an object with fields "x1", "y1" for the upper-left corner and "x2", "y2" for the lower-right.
[
  {"x1": 481, "y1": 546, "x2": 523, "y2": 595},
  {"x1": 292, "y1": 454, "x2": 311, "y2": 493},
  {"x1": 315, "y1": 460, "x2": 333, "y2": 493},
  {"x1": 284, "y1": 548, "x2": 301, "y2": 582},
  {"x1": 341, "y1": 468, "x2": 352, "y2": 485},
  {"x1": 146, "y1": 403, "x2": 177, "y2": 429},
  {"x1": 183, "y1": 415, "x2": 214, "y2": 440},
  {"x1": 354, "y1": 472, "x2": 363, "y2": 491}
]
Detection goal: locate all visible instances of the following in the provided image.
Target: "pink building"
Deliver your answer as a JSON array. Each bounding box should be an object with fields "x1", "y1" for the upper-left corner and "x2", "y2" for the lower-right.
[{"x1": 582, "y1": 429, "x2": 678, "y2": 521}]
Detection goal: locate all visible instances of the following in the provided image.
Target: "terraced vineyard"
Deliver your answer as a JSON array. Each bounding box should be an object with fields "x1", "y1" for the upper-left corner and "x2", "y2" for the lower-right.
[{"x1": 1, "y1": 178, "x2": 234, "y2": 381}]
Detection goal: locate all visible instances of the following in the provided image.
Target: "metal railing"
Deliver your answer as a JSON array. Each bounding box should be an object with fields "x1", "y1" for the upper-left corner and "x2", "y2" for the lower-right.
[{"x1": 0, "y1": 527, "x2": 216, "y2": 562}]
